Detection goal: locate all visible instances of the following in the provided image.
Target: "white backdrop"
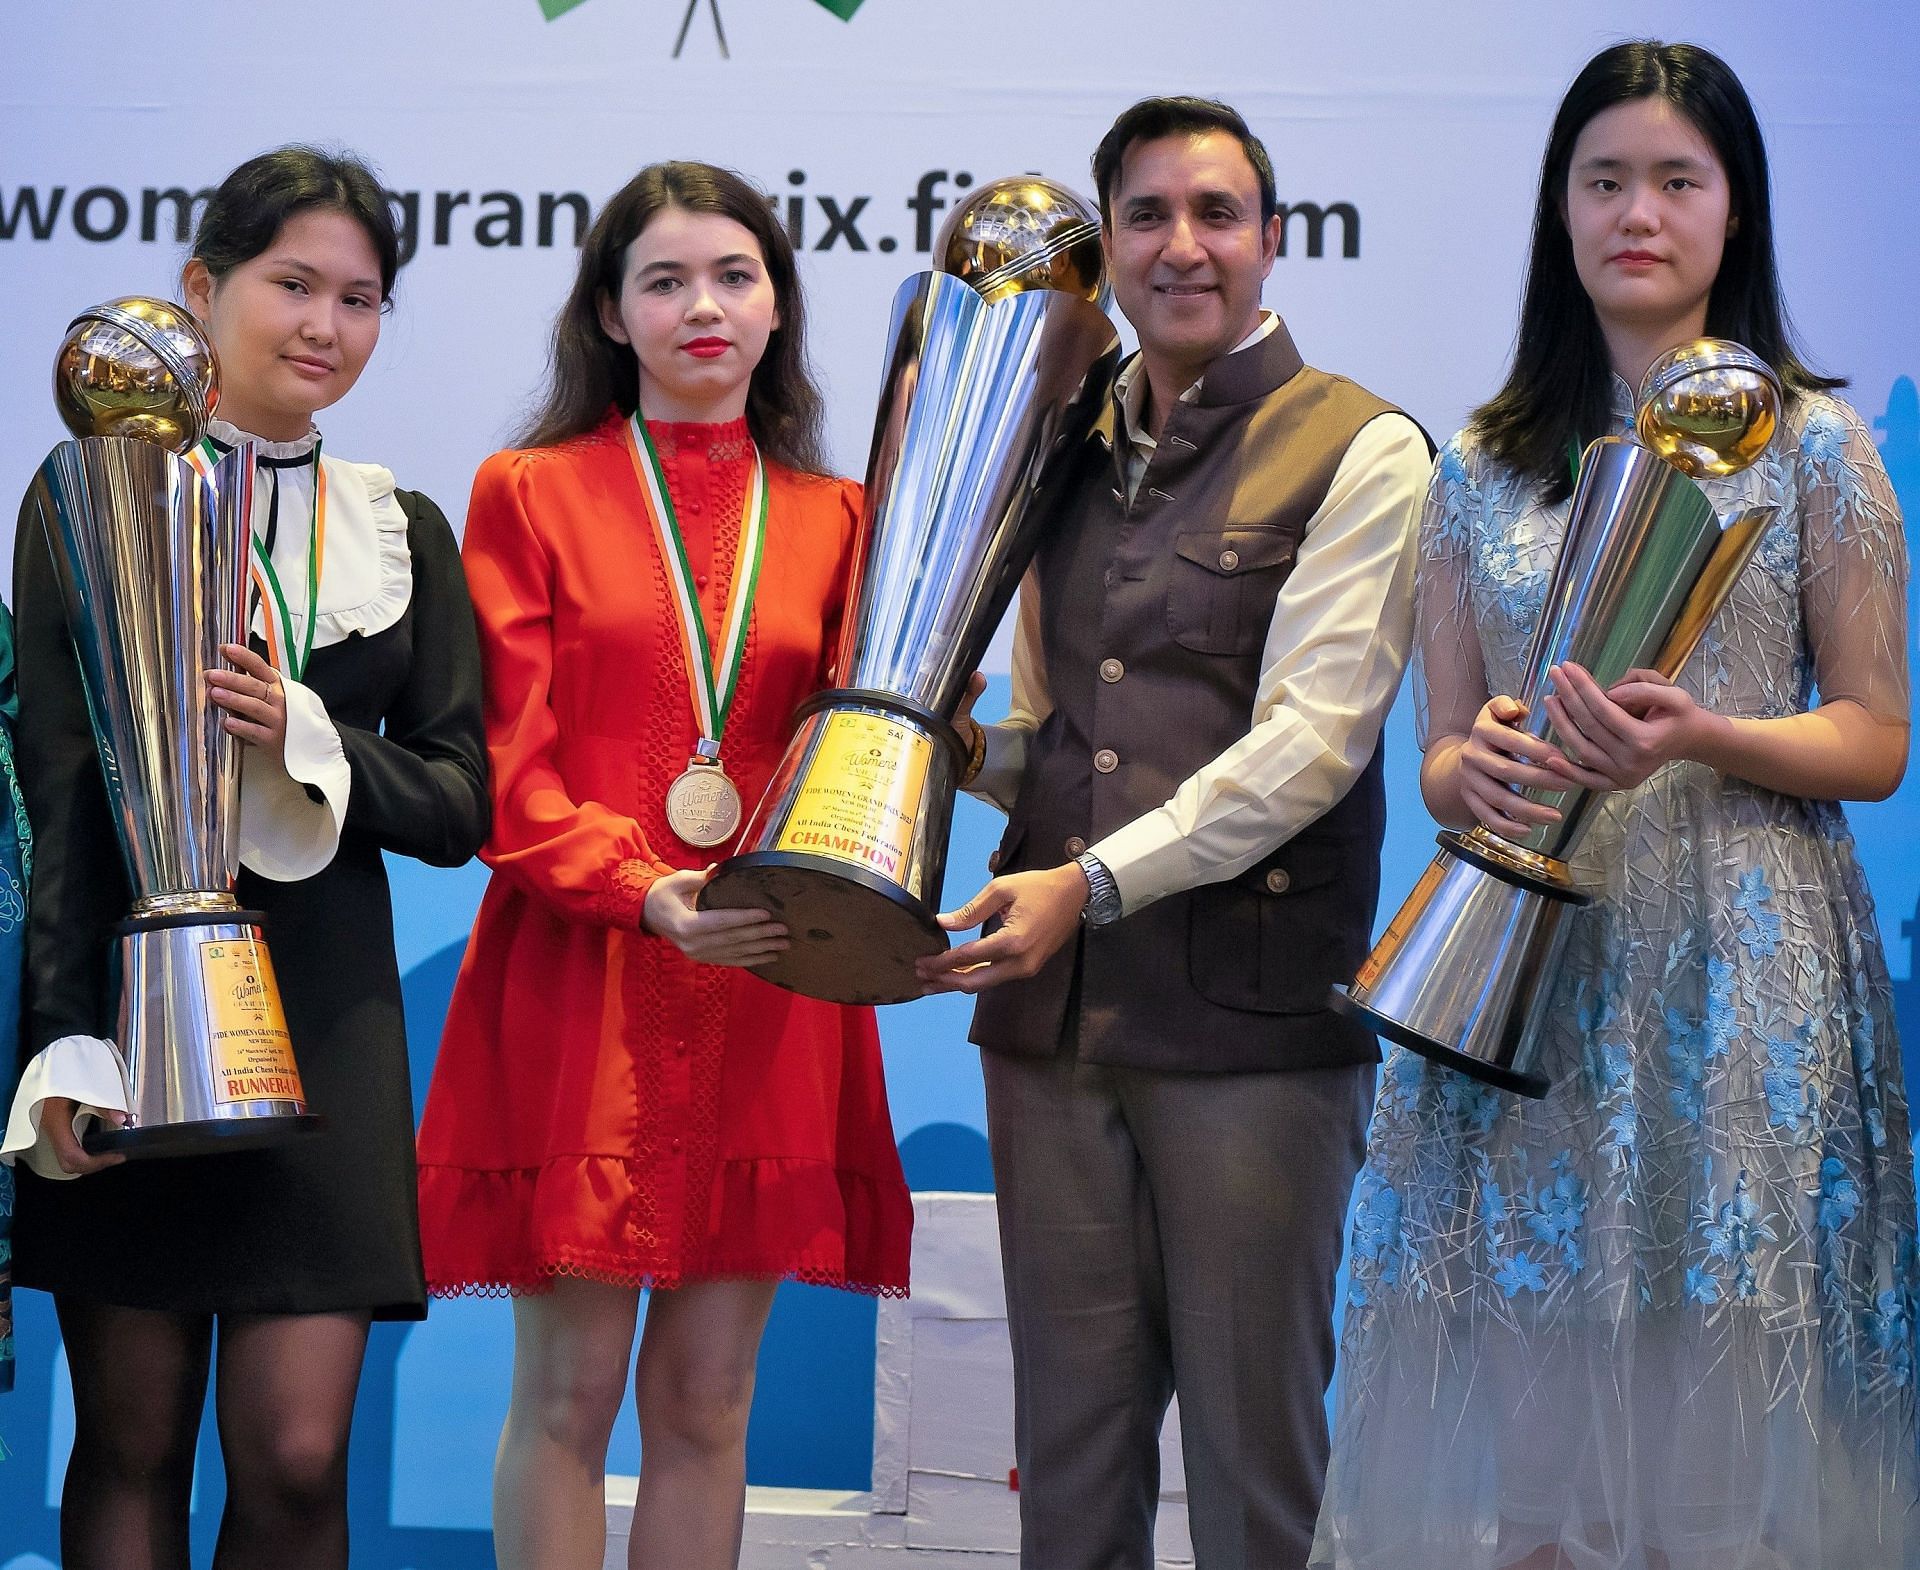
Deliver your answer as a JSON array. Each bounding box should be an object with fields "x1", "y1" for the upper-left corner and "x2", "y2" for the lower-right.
[
  {"x1": 3, "y1": 1, "x2": 1919, "y2": 1553},
  {"x1": 2, "y1": 0, "x2": 1914, "y2": 561}
]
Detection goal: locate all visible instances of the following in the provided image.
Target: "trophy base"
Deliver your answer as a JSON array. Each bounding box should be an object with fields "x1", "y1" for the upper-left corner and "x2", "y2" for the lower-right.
[
  {"x1": 109, "y1": 907, "x2": 317, "y2": 1158},
  {"x1": 1329, "y1": 988, "x2": 1551, "y2": 1099},
  {"x1": 700, "y1": 851, "x2": 945, "y2": 1006},
  {"x1": 701, "y1": 688, "x2": 962, "y2": 1006},
  {"x1": 82, "y1": 1111, "x2": 326, "y2": 1159},
  {"x1": 1333, "y1": 833, "x2": 1591, "y2": 1102}
]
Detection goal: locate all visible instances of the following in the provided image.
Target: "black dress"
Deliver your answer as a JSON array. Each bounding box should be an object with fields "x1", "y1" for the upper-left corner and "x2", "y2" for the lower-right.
[{"x1": 9, "y1": 476, "x2": 488, "y2": 1320}]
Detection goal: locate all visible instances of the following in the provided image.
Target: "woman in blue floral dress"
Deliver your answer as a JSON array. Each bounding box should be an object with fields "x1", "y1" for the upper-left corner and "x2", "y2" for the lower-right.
[{"x1": 1313, "y1": 41, "x2": 1915, "y2": 1570}]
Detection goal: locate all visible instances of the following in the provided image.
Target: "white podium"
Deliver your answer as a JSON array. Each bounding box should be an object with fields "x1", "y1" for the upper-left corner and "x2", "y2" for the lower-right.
[{"x1": 606, "y1": 1191, "x2": 1195, "y2": 1567}]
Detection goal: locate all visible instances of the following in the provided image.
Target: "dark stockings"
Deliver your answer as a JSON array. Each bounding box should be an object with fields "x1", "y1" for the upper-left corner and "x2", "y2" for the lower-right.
[
  {"x1": 55, "y1": 1297, "x2": 372, "y2": 1570},
  {"x1": 210, "y1": 1310, "x2": 371, "y2": 1569},
  {"x1": 56, "y1": 1298, "x2": 209, "y2": 1570}
]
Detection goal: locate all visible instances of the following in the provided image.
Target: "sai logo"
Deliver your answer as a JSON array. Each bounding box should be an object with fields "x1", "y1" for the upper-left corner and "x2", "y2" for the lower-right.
[{"x1": 539, "y1": 0, "x2": 865, "y2": 59}]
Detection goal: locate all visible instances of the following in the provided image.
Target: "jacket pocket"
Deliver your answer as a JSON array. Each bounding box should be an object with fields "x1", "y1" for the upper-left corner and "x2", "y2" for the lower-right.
[
  {"x1": 1187, "y1": 835, "x2": 1363, "y2": 1014},
  {"x1": 1165, "y1": 526, "x2": 1298, "y2": 656}
]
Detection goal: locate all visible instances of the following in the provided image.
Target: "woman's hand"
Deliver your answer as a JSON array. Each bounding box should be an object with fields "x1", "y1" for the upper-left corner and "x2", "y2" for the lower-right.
[
  {"x1": 38, "y1": 1095, "x2": 128, "y2": 1176},
  {"x1": 1541, "y1": 663, "x2": 1703, "y2": 793},
  {"x1": 1454, "y1": 694, "x2": 1578, "y2": 840},
  {"x1": 207, "y1": 644, "x2": 288, "y2": 762},
  {"x1": 641, "y1": 868, "x2": 789, "y2": 968}
]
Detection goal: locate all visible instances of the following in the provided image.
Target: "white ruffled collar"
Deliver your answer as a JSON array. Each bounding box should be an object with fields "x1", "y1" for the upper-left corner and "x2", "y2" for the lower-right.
[
  {"x1": 205, "y1": 417, "x2": 320, "y2": 463},
  {"x1": 203, "y1": 421, "x2": 415, "y2": 651}
]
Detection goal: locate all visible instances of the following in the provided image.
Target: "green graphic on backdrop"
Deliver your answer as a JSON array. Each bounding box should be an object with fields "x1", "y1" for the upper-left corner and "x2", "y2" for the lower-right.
[{"x1": 540, "y1": 0, "x2": 864, "y2": 18}]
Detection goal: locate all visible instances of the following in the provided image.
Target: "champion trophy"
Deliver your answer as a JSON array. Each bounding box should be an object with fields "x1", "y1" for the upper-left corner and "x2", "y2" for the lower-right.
[
  {"x1": 34, "y1": 297, "x2": 319, "y2": 1155},
  {"x1": 700, "y1": 178, "x2": 1121, "y2": 1004},
  {"x1": 1332, "y1": 339, "x2": 1782, "y2": 1097}
]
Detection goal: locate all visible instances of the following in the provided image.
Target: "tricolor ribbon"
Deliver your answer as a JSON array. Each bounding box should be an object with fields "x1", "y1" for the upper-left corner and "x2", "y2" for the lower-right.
[
  {"x1": 190, "y1": 437, "x2": 327, "y2": 682},
  {"x1": 623, "y1": 415, "x2": 768, "y2": 760}
]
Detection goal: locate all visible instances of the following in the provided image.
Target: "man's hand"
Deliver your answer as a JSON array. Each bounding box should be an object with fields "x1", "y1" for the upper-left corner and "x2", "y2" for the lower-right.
[
  {"x1": 643, "y1": 868, "x2": 789, "y2": 968},
  {"x1": 915, "y1": 862, "x2": 1090, "y2": 994},
  {"x1": 38, "y1": 1095, "x2": 128, "y2": 1175},
  {"x1": 954, "y1": 670, "x2": 987, "y2": 726}
]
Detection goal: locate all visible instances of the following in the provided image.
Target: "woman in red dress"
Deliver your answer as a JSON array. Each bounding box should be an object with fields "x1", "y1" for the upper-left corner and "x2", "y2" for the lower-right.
[{"x1": 415, "y1": 161, "x2": 911, "y2": 1570}]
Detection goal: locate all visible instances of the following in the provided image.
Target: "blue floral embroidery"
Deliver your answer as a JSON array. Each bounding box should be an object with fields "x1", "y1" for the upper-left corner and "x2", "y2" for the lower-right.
[
  {"x1": 1799, "y1": 405, "x2": 1866, "y2": 540},
  {"x1": 1756, "y1": 514, "x2": 1801, "y2": 587},
  {"x1": 1702, "y1": 954, "x2": 1739, "y2": 1060},
  {"x1": 1701, "y1": 1172, "x2": 1779, "y2": 1301},
  {"x1": 1761, "y1": 1016, "x2": 1819, "y2": 1136},
  {"x1": 1433, "y1": 442, "x2": 1474, "y2": 550},
  {"x1": 1662, "y1": 999, "x2": 1706, "y2": 1123},
  {"x1": 1494, "y1": 1251, "x2": 1547, "y2": 1298},
  {"x1": 1521, "y1": 1152, "x2": 1589, "y2": 1274},
  {"x1": 1817, "y1": 1155, "x2": 1861, "y2": 1233},
  {"x1": 1580, "y1": 982, "x2": 1639, "y2": 1173},
  {"x1": 1685, "y1": 1263, "x2": 1722, "y2": 1305},
  {"x1": 1440, "y1": 1069, "x2": 1503, "y2": 1135},
  {"x1": 1733, "y1": 867, "x2": 1783, "y2": 960},
  {"x1": 1348, "y1": 1172, "x2": 1404, "y2": 1307},
  {"x1": 1865, "y1": 1290, "x2": 1914, "y2": 1388},
  {"x1": 1847, "y1": 966, "x2": 1888, "y2": 1150},
  {"x1": 1585, "y1": 1038, "x2": 1632, "y2": 1098}
]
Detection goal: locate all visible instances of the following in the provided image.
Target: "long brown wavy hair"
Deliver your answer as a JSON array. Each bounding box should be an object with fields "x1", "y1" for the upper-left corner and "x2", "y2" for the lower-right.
[{"x1": 516, "y1": 161, "x2": 829, "y2": 473}]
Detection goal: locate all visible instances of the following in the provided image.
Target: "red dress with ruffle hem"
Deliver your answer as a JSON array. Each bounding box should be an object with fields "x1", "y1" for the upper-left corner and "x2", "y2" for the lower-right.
[{"x1": 416, "y1": 410, "x2": 911, "y2": 1297}]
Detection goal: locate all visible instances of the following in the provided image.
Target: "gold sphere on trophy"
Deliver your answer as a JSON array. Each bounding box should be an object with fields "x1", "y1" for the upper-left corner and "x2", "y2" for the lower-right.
[
  {"x1": 1635, "y1": 338, "x2": 1781, "y2": 479},
  {"x1": 935, "y1": 177, "x2": 1108, "y2": 306},
  {"x1": 54, "y1": 297, "x2": 218, "y2": 453}
]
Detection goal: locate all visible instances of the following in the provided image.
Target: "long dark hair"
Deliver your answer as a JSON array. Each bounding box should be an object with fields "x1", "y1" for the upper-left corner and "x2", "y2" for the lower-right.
[
  {"x1": 1472, "y1": 40, "x2": 1840, "y2": 504},
  {"x1": 516, "y1": 161, "x2": 828, "y2": 472},
  {"x1": 191, "y1": 146, "x2": 401, "y2": 302}
]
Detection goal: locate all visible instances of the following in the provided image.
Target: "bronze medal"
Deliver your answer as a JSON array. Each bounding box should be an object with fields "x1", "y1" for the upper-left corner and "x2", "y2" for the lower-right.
[{"x1": 664, "y1": 760, "x2": 743, "y2": 848}]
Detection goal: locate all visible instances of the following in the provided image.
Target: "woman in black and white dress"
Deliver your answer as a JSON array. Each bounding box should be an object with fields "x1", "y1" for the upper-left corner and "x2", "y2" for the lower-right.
[{"x1": 1, "y1": 146, "x2": 488, "y2": 1570}]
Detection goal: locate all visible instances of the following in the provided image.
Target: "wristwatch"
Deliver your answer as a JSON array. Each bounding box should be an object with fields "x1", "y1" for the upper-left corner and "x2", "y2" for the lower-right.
[{"x1": 1074, "y1": 851, "x2": 1124, "y2": 927}]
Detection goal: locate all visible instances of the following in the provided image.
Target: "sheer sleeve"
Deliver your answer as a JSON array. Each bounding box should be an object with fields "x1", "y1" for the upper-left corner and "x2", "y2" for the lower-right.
[
  {"x1": 1795, "y1": 398, "x2": 1910, "y2": 724},
  {"x1": 1413, "y1": 437, "x2": 1492, "y2": 749}
]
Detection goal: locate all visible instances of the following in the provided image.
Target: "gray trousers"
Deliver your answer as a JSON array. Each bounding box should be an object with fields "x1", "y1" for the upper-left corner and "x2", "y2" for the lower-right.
[{"x1": 981, "y1": 1042, "x2": 1370, "y2": 1570}]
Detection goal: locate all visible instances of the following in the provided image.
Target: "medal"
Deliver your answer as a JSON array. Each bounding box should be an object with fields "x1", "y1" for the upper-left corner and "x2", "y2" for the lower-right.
[
  {"x1": 624, "y1": 415, "x2": 768, "y2": 849},
  {"x1": 664, "y1": 742, "x2": 745, "y2": 848}
]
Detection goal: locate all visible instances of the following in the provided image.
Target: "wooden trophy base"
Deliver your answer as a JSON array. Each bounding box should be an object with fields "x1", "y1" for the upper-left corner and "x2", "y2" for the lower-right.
[{"x1": 701, "y1": 851, "x2": 946, "y2": 1006}]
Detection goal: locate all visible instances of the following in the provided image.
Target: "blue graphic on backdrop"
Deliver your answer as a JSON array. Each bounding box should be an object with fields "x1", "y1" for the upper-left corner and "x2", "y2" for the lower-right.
[{"x1": 3, "y1": 383, "x2": 1918, "y2": 1566}]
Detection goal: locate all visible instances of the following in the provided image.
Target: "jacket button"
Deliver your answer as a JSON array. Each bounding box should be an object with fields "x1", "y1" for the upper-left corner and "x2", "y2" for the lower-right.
[
  {"x1": 1099, "y1": 658, "x2": 1124, "y2": 683},
  {"x1": 1218, "y1": 548, "x2": 1240, "y2": 572},
  {"x1": 1093, "y1": 748, "x2": 1119, "y2": 774},
  {"x1": 1265, "y1": 868, "x2": 1291, "y2": 894},
  {"x1": 1064, "y1": 835, "x2": 1087, "y2": 857}
]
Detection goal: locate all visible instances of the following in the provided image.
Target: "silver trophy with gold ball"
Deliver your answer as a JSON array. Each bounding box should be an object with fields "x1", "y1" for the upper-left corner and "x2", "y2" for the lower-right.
[
  {"x1": 1332, "y1": 340, "x2": 1782, "y2": 1097},
  {"x1": 34, "y1": 297, "x2": 319, "y2": 1155},
  {"x1": 699, "y1": 178, "x2": 1121, "y2": 1004}
]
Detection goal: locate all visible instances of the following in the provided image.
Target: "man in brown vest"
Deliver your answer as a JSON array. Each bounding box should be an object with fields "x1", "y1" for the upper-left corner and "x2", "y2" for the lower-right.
[{"x1": 917, "y1": 97, "x2": 1429, "y2": 1569}]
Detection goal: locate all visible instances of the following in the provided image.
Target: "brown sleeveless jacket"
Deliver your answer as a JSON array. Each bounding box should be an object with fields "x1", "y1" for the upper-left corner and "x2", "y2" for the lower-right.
[{"x1": 969, "y1": 321, "x2": 1411, "y2": 1073}]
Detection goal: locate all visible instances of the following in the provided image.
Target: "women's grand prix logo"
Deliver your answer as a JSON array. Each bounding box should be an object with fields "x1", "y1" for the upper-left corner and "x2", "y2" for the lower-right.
[{"x1": 539, "y1": 0, "x2": 865, "y2": 59}]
